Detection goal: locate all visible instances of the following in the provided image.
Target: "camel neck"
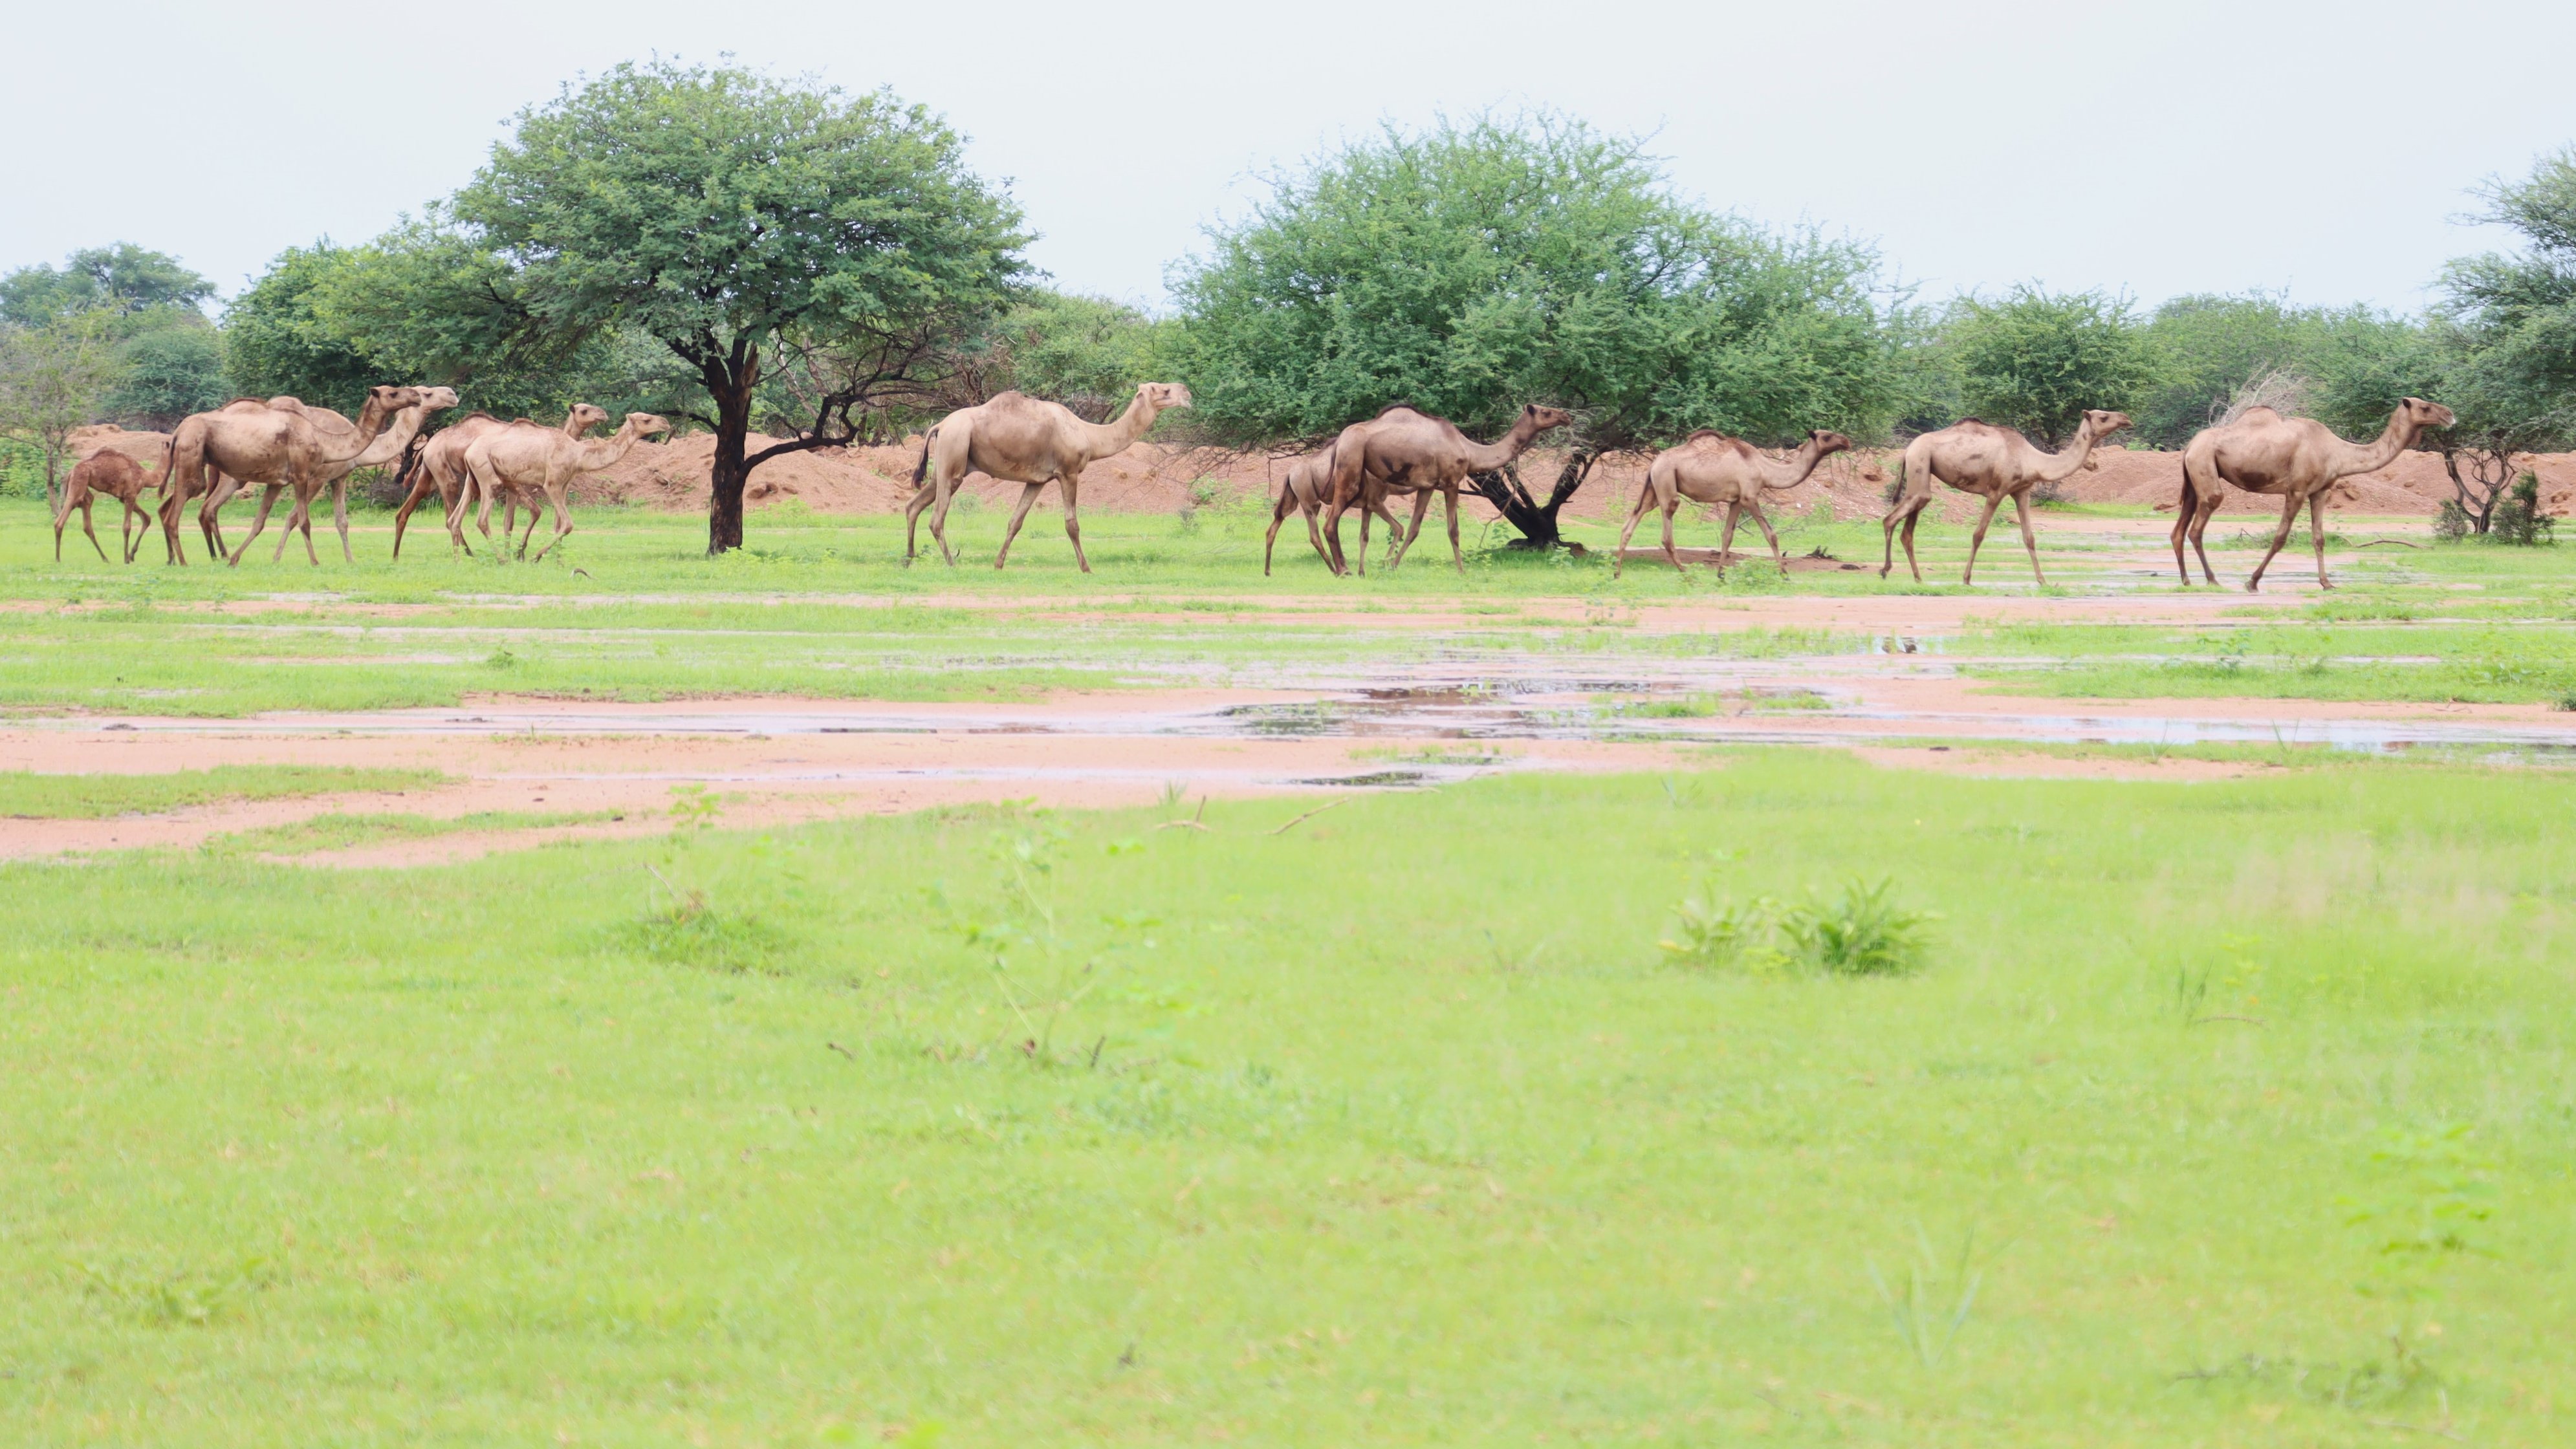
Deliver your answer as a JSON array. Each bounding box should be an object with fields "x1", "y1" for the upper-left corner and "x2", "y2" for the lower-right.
[
  {"x1": 2034, "y1": 424, "x2": 2104, "y2": 483},
  {"x1": 1761, "y1": 439, "x2": 1831, "y2": 490},
  {"x1": 1461, "y1": 417, "x2": 1540, "y2": 473},
  {"x1": 1077, "y1": 393, "x2": 1160, "y2": 457},
  {"x1": 2335, "y1": 409, "x2": 2419, "y2": 475}
]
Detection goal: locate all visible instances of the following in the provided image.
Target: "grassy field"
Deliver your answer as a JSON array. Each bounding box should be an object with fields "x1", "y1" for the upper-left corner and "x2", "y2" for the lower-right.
[
  {"x1": 0, "y1": 765, "x2": 442, "y2": 818},
  {"x1": 5, "y1": 756, "x2": 2571, "y2": 1446},
  {"x1": 12, "y1": 497, "x2": 2576, "y2": 717}
]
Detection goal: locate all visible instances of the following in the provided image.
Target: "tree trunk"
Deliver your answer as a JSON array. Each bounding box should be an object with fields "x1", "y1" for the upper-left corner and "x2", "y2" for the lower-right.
[
  {"x1": 1465, "y1": 451, "x2": 1599, "y2": 551},
  {"x1": 708, "y1": 384, "x2": 751, "y2": 556}
]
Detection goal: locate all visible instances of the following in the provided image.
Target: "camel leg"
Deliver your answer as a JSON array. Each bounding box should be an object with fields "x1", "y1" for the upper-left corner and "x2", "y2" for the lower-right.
[
  {"x1": 1960, "y1": 495, "x2": 2005, "y2": 586},
  {"x1": 277, "y1": 483, "x2": 322, "y2": 565},
  {"x1": 926, "y1": 485, "x2": 962, "y2": 567},
  {"x1": 2169, "y1": 487, "x2": 2195, "y2": 585},
  {"x1": 529, "y1": 483, "x2": 576, "y2": 563},
  {"x1": 1321, "y1": 495, "x2": 1355, "y2": 577},
  {"x1": 1357, "y1": 496, "x2": 1375, "y2": 575},
  {"x1": 1878, "y1": 497, "x2": 1913, "y2": 580},
  {"x1": 1747, "y1": 499, "x2": 1787, "y2": 573},
  {"x1": 902, "y1": 481, "x2": 935, "y2": 563},
  {"x1": 517, "y1": 493, "x2": 546, "y2": 558},
  {"x1": 2244, "y1": 494, "x2": 2302, "y2": 593},
  {"x1": 993, "y1": 482, "x2": 1047, "y2": 570},
  {"x1": 389, "y1": 470, "x2": 441, "y2": 560},
  {"x1": 2011, "y1": 492, "x2": 2048, "y2": 587},
  {"x1": 1611, "y1": 483, "x2": 1655, "y2": 578},
  {"x1": 1716, "y1": 503, "x2": 1741, "y2": 573},
  {"x1": 122, "y1": 496, "x2": 150, "y2": 563},
  {"x1": 53, "y1": 483, "x2": 88, "y2": 561},
  {"x1": 2189, "y1": 497, "x2": 2220, "y2": 586},
  {"x1": 76, "y1": 498, "x2": 106, "y2": 562},
  {"x1": 1262, "y1": 490, "x2": 1294, "y2": 576},
  {"x1": 1381, "y1": 490, "x2": 1426, "y2": 569},
  {"x1": 2308, "y1": 493, "x2": 2333, "y2": 591},
  {"x1": 1899, "y1": 507, "x2": 1927, "y2": 583},
  {"x1": 230, "y1": 484, "x2": 283, "y2": 565},
  {"x1": 332, "y1": 477, "x2": 353, "y2": 563},
  {"x1": 1060, "y1": 474, "x2": 1091, "y2": 573},
  {"x1": 199, "y1": 478, "x2": 235, "y2": 561}
]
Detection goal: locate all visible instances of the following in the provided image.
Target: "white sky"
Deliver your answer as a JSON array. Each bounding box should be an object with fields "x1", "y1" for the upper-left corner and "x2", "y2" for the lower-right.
[{"x1": 8, "y1": 0, "x2": 2572, "y2": 315}]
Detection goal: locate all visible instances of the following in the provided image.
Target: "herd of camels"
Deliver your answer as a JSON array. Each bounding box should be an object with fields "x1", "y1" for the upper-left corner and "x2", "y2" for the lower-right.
[{"x1": 52, "y1": 380, "x2": 2457, "y2": 593}]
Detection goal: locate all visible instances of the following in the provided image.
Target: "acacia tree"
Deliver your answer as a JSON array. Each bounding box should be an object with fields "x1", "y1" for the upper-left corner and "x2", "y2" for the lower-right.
[
  {"x1": 0, "y1": 312, "x2": 120, "y2": 509},
  {"x1": 1946, "y1": 286, "x2": 2156, "y2": 448},
  {"x1": 1172, "y1": 113, "x2": 1899, "y2": 548},
  {"x1": 438, "y1": 61, "x2": 1030, "y2": 552}
]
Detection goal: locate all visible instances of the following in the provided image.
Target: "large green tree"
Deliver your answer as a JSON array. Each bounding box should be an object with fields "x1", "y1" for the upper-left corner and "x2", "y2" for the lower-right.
[
  {"x1": 435, "y1": 60, "x2": 1031, "y2": 552},
  {"x1": 0, "y1": 311, "x2": 122, "y2": 508},
  {"x1": 1, "y1": 243, "x2": 215, "y2": 328},
  {"x1": 1945, "y1": 286, "x2": 2156, "y2": 449},
  {"x1": 1171, "y1": 113, "x2": 1901, "y2": 545}
]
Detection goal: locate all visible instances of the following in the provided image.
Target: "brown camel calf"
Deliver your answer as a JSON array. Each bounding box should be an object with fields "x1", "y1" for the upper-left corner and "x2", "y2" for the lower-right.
[{"x1": 56, "y1": 451, "x2": 161, "y2": 563}]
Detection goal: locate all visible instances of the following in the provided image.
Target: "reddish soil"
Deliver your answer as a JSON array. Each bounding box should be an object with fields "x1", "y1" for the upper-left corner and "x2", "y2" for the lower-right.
[
  {"x1": 76, "y1": 419, "x2": 2574, "y2": 523},
  {"x1": 576, "y1": 431, "x2": 2576, "y2": 524}
]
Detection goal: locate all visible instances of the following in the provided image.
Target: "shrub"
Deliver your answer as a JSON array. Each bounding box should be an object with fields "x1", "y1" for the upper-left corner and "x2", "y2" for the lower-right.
[
  {"x1": 2434, "y1": 498, "x2": 2471, "y2": 542},
  {"x1": 2489, "y1": 472, "x2": 2555, "y2": 547},
  {"x1": 1661, "y1": 876, "x2": 1934, "y2": 975}
]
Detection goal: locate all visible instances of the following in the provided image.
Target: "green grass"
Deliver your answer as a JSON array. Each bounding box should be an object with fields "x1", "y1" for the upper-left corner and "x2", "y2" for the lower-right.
[
  {"x1": 203, "y1": 809, "x2": 621, "y2": 856},
  {"x1": 5, "y1": 756, "x2": 2572, "y2": 1445},
  {"x1": 0, "y1": 765, "x2": 442, "y2": 819}
]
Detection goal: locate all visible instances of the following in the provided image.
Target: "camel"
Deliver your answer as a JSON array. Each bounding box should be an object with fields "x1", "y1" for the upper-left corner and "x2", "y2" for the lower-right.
[
  {"x1": 218, "y1": 387, "x2": 460, "y2": 565},
  {"x1": 1261, "y1": 444, "x2": 1414, "y2": 575},
  {"x1": 1616, "y1": 429, "x2": 1853, "y2": 578},
  {"x1": 2173, "y1": 397, "x2": 2454, "y2": 592},
  {"x1": 904, "y1": 382, "x2": 1192, "y2": 571},
  {"x1": 1878, "y1": 410, "x2": 2133, "y2": 585},
  {"x1": 54, "y1": 451, "x2": 161, "y2": 563},
  {"x1": 456, "y1": 411, "x2": 671, "y2": 562},
  {"x1": 155, "y1": 386, "x2": 421, "y2": 565},
  {"x1": 389, "y1": 406, "x2": 609, "y2": 560},
  {"x1": 1319, "y1": 403, "x2": 1573, "y2": 576}
]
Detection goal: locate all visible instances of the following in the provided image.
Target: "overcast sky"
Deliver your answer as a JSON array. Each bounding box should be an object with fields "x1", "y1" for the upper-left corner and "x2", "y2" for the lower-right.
[{"x1": 8, "y1": 0, "x2": 2571, "y2": 315}]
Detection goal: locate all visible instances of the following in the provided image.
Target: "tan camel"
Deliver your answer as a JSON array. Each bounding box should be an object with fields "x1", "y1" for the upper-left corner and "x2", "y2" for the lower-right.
[
  {"x1": 219, "y1": 387, "x2": 461, "y2": 565},
  {"x1": 155, "y1": 386, "x2": 420, "y2": 564},
  {"x1": 1616, "y1": 429, "x2": 1853, "y2": 578},
  {"x1": 2174, "y1": 397, "x2": 2454, "y2": 591},
  {"x1": 904, "y1": 383, "x2": 1192, "y2": 571},
  {"x1": 1878, "y1": 410, "x2": 2133, "y2": 585},
  {"x1": 55, "y1": 451, "x2": 161, "y2": 563},
  {"x1": 457, "y1": 411, "x2": 670, "y2": 562},
  {"x1": 1319, "y1": 403, "x2": 1573, "y2": 576},
  {"x1": 1261, "y1": 444, "x2": 1413, "y2": 575},
  {"x1": 389, "y1": 406, "x2": 609, "y2": 559}
]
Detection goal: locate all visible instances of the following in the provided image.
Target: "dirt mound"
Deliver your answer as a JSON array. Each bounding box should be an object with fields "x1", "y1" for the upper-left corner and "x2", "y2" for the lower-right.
[
  {"x1": 67, "y1": 424, "x2": 171, "y2": 472},
  {"x1": 573, "y1": 428, "x2": 2576, "y2": 525}
]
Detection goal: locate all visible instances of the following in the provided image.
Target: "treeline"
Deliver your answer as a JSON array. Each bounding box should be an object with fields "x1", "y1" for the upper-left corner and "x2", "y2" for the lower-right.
[{"x1": 5, "y1": 65, "x2": 2571, "y2": 547}]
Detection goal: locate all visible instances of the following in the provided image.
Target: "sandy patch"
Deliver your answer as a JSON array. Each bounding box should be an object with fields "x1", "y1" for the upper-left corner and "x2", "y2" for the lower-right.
[{"x1": 1846, "y1": 745, "x2": 2265, "y2": 781}]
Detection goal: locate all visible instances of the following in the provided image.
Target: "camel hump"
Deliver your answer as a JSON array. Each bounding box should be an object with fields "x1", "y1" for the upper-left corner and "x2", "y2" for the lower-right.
[
  {"x1": 1683, "y1": 428, "x2": 1730, "y2": 443},
  {"x1": 1373, "y1": 401, "x2": 1430, "y2": 420}
]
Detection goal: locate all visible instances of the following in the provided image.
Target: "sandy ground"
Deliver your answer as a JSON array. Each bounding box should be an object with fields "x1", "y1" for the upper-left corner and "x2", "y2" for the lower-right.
[{"x1": 10, "y1": 656, "x2": 2569, "y2": 865}]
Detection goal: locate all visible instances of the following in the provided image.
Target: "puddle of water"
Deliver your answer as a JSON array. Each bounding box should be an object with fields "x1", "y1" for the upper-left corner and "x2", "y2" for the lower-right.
[{"x1": 1288, "y1": 769, "x2": 1435, "y2": 789}]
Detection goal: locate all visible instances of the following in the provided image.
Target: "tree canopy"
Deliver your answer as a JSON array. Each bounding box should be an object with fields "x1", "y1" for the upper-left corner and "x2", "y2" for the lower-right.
[
  {"x1": 435, "y1": 60, "x2": 1033, "y2": 551},
  {"x1": 1171, "y1": 113, "x2": 1901, "y2": 450},
  {"x1": 1942, "y1": 287, "x2": 2157, "y2": 448},
  {"x1": 1, "y1": 243, "x2": 215, "y2": 328}
]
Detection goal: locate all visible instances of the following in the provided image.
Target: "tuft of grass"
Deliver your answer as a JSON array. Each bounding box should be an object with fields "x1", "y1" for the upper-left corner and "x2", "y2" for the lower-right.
[
  {"x1": 1663, "y1": 874, "x2": 1933, "y2": 975},
  {"x1": 0, "y1": 765, "x2": 442, "y2": 819},
  {"x1": 204, "y1": 809, "x2": 616, "y2": 856}
]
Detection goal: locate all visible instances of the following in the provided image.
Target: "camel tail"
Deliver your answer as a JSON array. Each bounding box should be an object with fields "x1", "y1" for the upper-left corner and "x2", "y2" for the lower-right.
[{"x1": 910, "y1": 428, "x2": 935, "y2": 488}]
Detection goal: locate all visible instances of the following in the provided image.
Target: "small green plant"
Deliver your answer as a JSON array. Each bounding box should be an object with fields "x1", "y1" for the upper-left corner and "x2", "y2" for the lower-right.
[
  {"x1": 2433, "y1": 498, "x2": 2471, "y2": 542},
  {"x1": 1661, "y1": 877, "x2": 1934, "y2": 975},
  {"x1": 668, "y1": 784, "x2": 722, "y2": 832},
  {"x1": 1869, "y1": 1225, "x2": 1985, "y2": 1368},
  {"x1": 2489, "y1": 472, "x2": 2555, "y2": 547}
]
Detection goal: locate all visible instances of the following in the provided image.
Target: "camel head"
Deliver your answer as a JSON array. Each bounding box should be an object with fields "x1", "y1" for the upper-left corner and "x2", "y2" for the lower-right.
[
  {"x1": 569, "y1": 404, "x2": 613, "y2": 435},
  {"x1": 624, "y1": 412, "x2": 674, "y2": 439},
  {"x1": 1807, "y1": 429, "x2": 1854, "y2": 457},
  {"x1": 415, "y1": 386, "x2": 461, "y2": 413},
  {"x1": 1136, "y1": 382, "x2": 1193, "y2": 413},
  {"x1": 2397, "y1": 397, "x2": 2456, "y2": 433},
  {"x1": 2080, "y1": 409, "x2": 2134, "y2": 441},
  {"x1": 1520, "y1": 404, "x2": 1575, "y2": 434}
]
